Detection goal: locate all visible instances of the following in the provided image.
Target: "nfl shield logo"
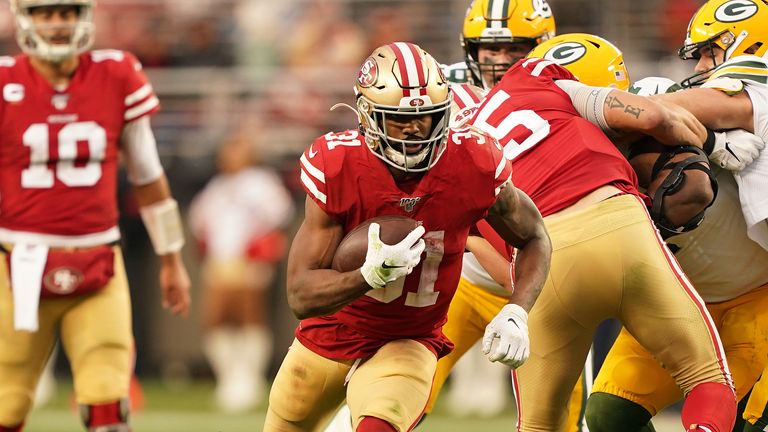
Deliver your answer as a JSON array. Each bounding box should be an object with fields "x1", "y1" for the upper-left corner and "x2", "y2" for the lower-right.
[{"x1": 399, "y1": 197, "x2": 421, "y2": 212}]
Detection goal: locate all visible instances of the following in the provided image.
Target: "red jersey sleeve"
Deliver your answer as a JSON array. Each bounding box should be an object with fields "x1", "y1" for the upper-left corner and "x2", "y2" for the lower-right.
[
  {"x1": 298, "y1": 133, "x2": 349, "y2": 220},
  {"x1": 115, "y1": 51, "x2": 160, "y2": 122}
]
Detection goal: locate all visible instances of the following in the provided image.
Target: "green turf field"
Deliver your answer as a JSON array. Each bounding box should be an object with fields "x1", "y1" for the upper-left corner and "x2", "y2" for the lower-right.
[
  {"x1": 25, "y1": 380, "x2": 680, "y2": 431},
  {"x1": 25, "y1": 380, "x2": 519, "y2": 432}
]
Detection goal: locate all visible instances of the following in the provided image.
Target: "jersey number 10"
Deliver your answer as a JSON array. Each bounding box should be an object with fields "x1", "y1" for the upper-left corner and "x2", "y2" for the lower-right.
[{"x1": 21, "y1": 121, "x2": 107, "y2": 188}]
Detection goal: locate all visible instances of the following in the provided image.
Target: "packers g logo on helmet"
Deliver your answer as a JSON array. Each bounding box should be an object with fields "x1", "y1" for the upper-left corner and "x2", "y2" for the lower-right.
[
  {"x1": 527, "y1": 33, "x2": 630, "y2": 90},
  {"x1": 542, "y1": 42, "x2": 587, "y2": 65},
  {"x1": 715, "y1": 0, "x2": 759, "y2": 22}
]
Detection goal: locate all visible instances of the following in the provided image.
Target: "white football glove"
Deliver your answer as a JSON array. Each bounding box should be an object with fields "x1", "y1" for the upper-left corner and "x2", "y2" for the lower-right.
[
  {"x1": 482, "y1": 304, "x2": 530, "y2": 368},
  {"x1": 709, "y1": 129, "x2": 766, "y2": 171},
  {"x1": 360, "y1": 223, "x2": 426, "y2": 289}
]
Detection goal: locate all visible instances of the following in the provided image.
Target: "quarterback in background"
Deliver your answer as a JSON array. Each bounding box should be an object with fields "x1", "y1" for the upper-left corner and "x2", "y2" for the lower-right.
[
  {"x1": 263, "y1": 42, "x2": 552, "y2": 432},
  {"x1": 0, "y1": 1, "x2": 191, "y2": 431}
]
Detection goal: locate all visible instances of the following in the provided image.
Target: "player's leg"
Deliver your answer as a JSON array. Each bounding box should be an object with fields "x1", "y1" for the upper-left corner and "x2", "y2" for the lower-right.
[
  {"x1": 0, "y1": 257, "x2": 61, "y2": 429},
  {"x1": 60, "y1": 249, "x2": 133, "y2": 431},
  {"x1": 586, "y1": 328, "x2": 679, "y2": 432},
  {"x1": 426, "y1": 278, "x2": 506, "y2": 415},
  {"x1": 744, "y1": 375, "x2": 768, "y2": 431},
  {"x1": 346, "y1": 339, "x2": 437, "y2": 432},
  {"x1": 565, "y1": 355, "x2": 594, "y2": 432},
  {"x1": 619, "y1": 199, "x2": 735, "y2": 431},
  {"x1": 515, "y1": 197, "x2": 637, "y2": 431},
  {"x1": 264, "y1": 339, "x2": 350, "y2": 432}
]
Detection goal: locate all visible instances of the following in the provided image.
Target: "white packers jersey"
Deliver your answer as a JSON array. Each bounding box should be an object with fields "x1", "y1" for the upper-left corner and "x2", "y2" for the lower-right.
[
  {"x1": 667, "y1": 168, "x2": 768, "y2": 302},
  {"x1": 460, "y1": 252, "x2": 510, "y2": 298},
  {"x1": 703, "y1": 55, "x2": 768, "y2": 142},
  {"x1": 441, "y1": 61, "x2": 471, "y2": 84}
]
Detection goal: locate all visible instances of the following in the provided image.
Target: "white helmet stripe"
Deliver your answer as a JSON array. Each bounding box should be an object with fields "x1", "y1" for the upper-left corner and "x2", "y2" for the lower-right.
[
  {"x1": 391, "y1": 42, "x2": 427, "y2": 97},
  {"x1": 488, "y1": 0, "x2": 505, "y2": 29}
]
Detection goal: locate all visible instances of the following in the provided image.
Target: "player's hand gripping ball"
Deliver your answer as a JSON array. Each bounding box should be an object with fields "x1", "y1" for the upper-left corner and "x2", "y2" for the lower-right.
[{"x1": 332, "y1": 216, "x2": 425, "y2": 289}]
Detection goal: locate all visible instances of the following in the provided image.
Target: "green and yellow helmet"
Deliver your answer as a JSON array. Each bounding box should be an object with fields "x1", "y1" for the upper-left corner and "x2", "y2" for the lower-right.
[
  {"x1": 679, "y1": 0, "x2": 768, "y2": 86},
  {"x1": 527, "y1": 33, "x2": 630, "y2": 90},
  {"x1": 462, "y1": 0, "x2": 556, "y2": 87}
]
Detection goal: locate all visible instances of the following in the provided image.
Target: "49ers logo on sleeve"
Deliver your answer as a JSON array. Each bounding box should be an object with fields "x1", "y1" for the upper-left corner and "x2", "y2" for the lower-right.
[
  {"x1": 43, "y1": 267, "x2": 84, "y2": 295},
  {"x1": 358, "y1": 57, "x2": 378, "y2": 88},
  {"x1": 543, "y1": 42, "x2": 587, "y2": 65},
  {"x1": 715, "y1": 0, "x2": 758, "y2": 22}
]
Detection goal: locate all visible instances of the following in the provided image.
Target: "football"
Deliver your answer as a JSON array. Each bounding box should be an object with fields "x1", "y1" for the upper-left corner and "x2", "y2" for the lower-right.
[{"x1": 331, "y1": 215, "x2": 421, "y2": 272}]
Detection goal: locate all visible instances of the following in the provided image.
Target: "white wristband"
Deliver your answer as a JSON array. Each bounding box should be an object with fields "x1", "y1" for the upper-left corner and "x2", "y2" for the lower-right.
[{"x1": 140, "y1": 198, "x2": 185, "y2": 255}]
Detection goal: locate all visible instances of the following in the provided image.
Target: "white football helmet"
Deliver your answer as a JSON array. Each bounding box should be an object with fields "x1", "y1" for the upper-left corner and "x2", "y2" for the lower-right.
[{"x1": 10, "y1": 0, "x2": 95, "y2": 62}]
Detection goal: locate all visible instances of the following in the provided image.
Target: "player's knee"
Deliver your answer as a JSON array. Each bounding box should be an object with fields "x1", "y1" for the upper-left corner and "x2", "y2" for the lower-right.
[
  {"x1": 586, "y1": 392, "x2": 653, "y2": 432},
  {"x1": 80, "y1": 399, "x2": 130, "y2": 432}
]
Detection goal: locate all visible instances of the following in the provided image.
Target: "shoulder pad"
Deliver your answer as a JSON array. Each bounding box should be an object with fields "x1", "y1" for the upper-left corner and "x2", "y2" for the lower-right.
[
  {"x1": 450, "y1": 83, "x2": 486, "y2": 128},
  {"x1": 90, "y1": 49, "x2": 127, "y2": 64},
  {"x1": 701, "y1": 77, "x2": 745, "y2": 95},
  {"x1": 628, "y1": 76, "x2": 682, "y2": 96},
  {"x1": 520, "y1": 58, "x2": 576, "y2": 81},
  {"x1": 706, "y1": 55, "x2": 768, "y2": 89},
  {"x1": 442, "y1": 62, "x2": 470, "y2": 84}
]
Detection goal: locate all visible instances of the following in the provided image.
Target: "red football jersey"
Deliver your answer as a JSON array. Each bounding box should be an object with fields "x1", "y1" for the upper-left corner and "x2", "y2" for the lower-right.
[
  {"x1": 0, "y1": 50, "x2": 159, "y2": 244},
  {"x1": 470, "y1": 58, "x2": 640, "y2": 217},
  {"x1": 297, "y1": 127, "x2": 512, "y2": 359}
]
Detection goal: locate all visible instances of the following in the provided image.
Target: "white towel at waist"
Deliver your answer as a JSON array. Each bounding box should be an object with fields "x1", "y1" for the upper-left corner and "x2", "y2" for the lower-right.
[
  {"x1": 10, "y1": 243, "x2": 49, "y2": 332},
  {"x1": 735, "y1": 148, "x2": 768, "y2": 251}
]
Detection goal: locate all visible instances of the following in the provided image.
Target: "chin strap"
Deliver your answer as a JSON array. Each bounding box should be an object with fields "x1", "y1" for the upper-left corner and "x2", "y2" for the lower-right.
[{"x1": 648, "y1": 145, "x2": 718, "y2": 238}]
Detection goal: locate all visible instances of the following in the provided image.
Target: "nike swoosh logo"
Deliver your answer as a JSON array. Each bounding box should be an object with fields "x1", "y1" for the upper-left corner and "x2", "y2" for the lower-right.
[
  {"x1": 308, "y1": 145, "x2": 318, "y2": 158},
  {"x1": 381, "y1": 262, "x2": 405, "y2": 269},
  {"x1": 725, "y1": 143, "x2": 741, "y2": 161}
]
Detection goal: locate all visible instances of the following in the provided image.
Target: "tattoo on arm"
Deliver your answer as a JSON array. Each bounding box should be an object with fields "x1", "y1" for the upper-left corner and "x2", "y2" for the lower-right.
[{"x1": 604, "y1": 95, "x2": 645, "y2": 119}]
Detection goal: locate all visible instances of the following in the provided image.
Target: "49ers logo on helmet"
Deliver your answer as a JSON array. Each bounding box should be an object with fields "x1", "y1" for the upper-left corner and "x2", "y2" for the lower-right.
[
  {"x1": 358, "y1": 57, "x2": 378, "y2": 88},
  {"x1": 715, "y1": 0, "x2": 758, "y2": 22}
]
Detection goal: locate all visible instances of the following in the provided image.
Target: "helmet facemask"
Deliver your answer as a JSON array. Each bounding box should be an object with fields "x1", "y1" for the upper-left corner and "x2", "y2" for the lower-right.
[
  {"x1": 11, "y1": 0, "x2": 95, "y2": 63},
  {"x1": 353, "y1": 42, "x2": 452, "y2": 173},
  {"x1": 679, "y1": 30, "x2": 737, "y2": 87},
  {"x1": 464, "y1": 38, "x2": 537, "y2": 89},
  {"x1": 356, "y1": 93, "x2": 451, "y2": 172}
]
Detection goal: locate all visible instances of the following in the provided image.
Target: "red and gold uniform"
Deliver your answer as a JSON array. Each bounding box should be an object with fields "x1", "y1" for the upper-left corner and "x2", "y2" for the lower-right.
[
  {"x1": 591, "y1": 57, "x2": 768, "y2": 429},
  {"x1": 0, "y1": 50, "x2": 159, "y2": 426},
  {"x1": 470, "y1": 58, "x2": 733, "y2": 431},
  {"x1": 266, "y1": 125, "x2": 512, "y2": 432}
]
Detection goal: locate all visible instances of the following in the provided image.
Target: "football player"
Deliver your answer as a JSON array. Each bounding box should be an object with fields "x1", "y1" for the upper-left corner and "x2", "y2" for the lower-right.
[
  {"x1": 0, "y1": 1, "x2": 191, "y2": 431},
  {"x1": 263, "y1": 42, "x2": 552, "y2": 432},
  {"x1": 443, "y1": 0, "x2": 555, "y2": 88},
  {"x1": 582, "y1": 0, "x2": 768, "y2": 431},
  {"x1": 469, "y1": 34, "x2": 737, "y2": 431}
]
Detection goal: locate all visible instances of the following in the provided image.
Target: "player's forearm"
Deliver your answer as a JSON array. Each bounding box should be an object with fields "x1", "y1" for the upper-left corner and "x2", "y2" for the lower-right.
[
  {"x1": 653, "y1": 89, "x2": 754, "y2": 132},
  {"x1": 287, "y1": 269, "x2": 371, "y2": 319},
  {"x1": 486, "y1": 188, "x2": 551, "y2": 311},
  {"x1": 133, "y1": 175, "x2": 185, "y2": 257},
  {"x1": 465, "y1": 236, "x2": 513, "y2": 293},
  {"x1": 507, "y1": 235, "x2": 550, "y2": 311}
]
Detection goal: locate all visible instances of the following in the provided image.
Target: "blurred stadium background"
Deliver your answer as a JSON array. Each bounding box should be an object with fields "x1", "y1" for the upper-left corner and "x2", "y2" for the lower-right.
[{"x1": 0, "y1": 0, "x2": 705, "y2": 430}]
